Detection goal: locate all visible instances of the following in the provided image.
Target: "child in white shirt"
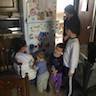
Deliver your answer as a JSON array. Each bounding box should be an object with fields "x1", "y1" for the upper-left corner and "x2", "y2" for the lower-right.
[
  {"x1": 63, "y1": 19, "x2": 80, "y2": 96},
  {"x1": 13, "y1": 38, "x2": 37, "y2": 81}
]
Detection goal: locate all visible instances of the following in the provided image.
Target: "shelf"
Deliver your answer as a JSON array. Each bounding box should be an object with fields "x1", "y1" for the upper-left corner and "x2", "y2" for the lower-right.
[
  {"x1": 0, "y1": 32, "x2": 23, "y2": 39},
  {"x1": 0, "y1": 17, "x2": 20, "y2": 20}
]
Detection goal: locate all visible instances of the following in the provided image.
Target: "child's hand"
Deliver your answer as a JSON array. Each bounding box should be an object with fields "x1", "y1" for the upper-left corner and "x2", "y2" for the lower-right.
[
  {"x1": 32, "y1": 65, "x2": 38, "y2": 70},
  {"x1": 63, "y1": 35, "x2": 69, "y2": 41},
  {"x1": 51, "y1": 70, "x2": 58, "y2": 76},
  {"x1": 51, "y1": 65, "x2": 58, "y2": 75},
  {"x1": 68, "y1": 70, "x2": 74, "y2": 77},
  {"x1": 32, "y1": 65, "x2": 35, "y2": 69}
]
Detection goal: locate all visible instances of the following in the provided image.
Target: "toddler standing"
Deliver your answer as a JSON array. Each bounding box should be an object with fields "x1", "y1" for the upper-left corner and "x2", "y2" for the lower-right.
[
  {"x1": 49, "y1": 43, "x2": 64, "y2": 96},
  {"x1": 35, "y1": 51, "x2": 49, "y2": 93}
]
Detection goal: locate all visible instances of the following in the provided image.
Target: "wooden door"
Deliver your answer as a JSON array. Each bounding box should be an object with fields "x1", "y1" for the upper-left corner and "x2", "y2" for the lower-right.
[{"x1": 78, "y1": 0, "x2": 95, "y2": 44}]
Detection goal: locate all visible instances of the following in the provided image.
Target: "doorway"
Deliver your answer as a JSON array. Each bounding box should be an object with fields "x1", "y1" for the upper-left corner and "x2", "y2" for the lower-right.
[{"x1": 55, "y1": 0, "x2": 74, "y2": 45}]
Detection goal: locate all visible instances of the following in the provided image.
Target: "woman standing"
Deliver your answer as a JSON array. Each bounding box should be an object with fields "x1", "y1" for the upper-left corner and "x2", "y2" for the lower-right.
[{"x1": 63, "y1": 5, "x2": 80, "y2": 43}]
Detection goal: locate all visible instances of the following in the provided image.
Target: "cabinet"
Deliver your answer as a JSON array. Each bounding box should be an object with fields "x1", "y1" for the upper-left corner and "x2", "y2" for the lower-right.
[{"x1": 0, "y1": 0, "x2": 18, "y2": 12}]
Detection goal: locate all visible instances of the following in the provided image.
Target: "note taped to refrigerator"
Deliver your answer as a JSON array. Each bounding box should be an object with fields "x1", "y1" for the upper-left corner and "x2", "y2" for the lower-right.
[{"x1": 27, "y1": 21, "x2": 48, "y2": 45}]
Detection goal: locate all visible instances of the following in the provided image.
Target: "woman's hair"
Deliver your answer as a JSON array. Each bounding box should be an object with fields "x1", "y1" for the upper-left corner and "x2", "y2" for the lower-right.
[
  {"x1": 64, "y1": 5, "x2": 76, "y2": 15},
  {"x1": 65, "y1": 20, "x2": 80, "y2": 36},
  {"x1": 64, "y1": 5, "x2": 81, "y2": 36}
]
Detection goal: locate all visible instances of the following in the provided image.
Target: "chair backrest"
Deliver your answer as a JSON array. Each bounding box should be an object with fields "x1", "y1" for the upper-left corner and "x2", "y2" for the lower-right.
[
  {"x1": 0, "y1": 74, "x2": 29, "y2": 96},
  {"x1": 0, "y1": 47, "x2": 21, "y2": 76}
]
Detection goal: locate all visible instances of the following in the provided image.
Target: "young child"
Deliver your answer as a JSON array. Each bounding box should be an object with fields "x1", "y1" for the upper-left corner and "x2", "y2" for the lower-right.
[
  {"x1": 35, "y1": 51, "x2": 49, "y2": 93},
  {"x1": 63, "y1": 20, "x2": 80, "y2": 96},
  {"x1": 13, "y1": 38, "x2": 37, "y2": 82},
  {"x1": 49, "y1": 43, "x2": 64, "y2": 95}
]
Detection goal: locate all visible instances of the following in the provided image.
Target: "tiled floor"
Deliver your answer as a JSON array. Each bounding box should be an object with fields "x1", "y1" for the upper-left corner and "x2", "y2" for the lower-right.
[
  {"x1": 29, "y1": 84, "x2": 65, "y2": 96},
  {"x1": 29, "y1": 84, "x2": 96, "y2": 96}
]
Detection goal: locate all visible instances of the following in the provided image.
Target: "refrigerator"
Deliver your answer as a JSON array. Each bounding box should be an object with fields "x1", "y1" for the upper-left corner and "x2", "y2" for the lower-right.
[{"x1": 22, "y1": 0, "x2": 58, "y2": 54}]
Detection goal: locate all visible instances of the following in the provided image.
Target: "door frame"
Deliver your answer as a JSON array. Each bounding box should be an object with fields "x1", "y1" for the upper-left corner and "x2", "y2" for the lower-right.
[
  {"x1": 89, "y1": 0, "x2": 96, "y2": 42},
  {"x1": 74, "y1": 0, "x2": 96, "y2": 43}
]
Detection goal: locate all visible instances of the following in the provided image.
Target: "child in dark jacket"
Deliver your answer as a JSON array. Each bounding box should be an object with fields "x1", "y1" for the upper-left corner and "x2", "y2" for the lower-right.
[{"x1": 49, "y1": 43, "x2": 64, "y2": 95}]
